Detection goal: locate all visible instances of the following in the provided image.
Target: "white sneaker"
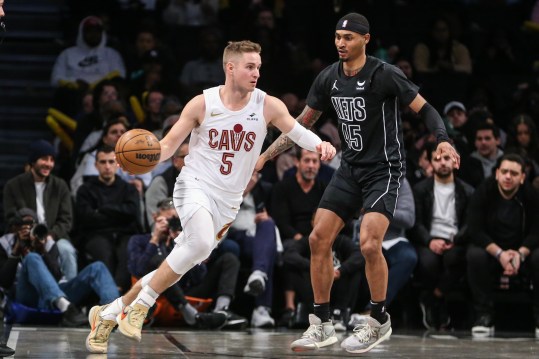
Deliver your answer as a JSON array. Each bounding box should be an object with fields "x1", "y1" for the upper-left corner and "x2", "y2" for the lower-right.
[
  {"x1": 290, "y1": 314, "x2": 338, "y2": 352},
  {"x1": 332, "y1": 309, "x2": 346, "y2": 332},
  {"x1": 243, "y1": 270, "x2": 267, "y2": 296},
  {"x1": 251, "y1": 306, "x2": 275, "y2": 328},
  {"x1": 341, "y1": 314, "x2": 392, "y2": 354}
]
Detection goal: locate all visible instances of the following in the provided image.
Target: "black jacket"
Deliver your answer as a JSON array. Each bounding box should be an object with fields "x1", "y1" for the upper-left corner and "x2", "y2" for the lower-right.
[
  {"x1": 75, "y1": 176, "x2": 142, "y2": 236},
  {"x1": 466, "y1": 177, "x2": 539, "y2": 250},
  {"x1": 411, "y1": 176, "x2": 474, "y2": 246}
]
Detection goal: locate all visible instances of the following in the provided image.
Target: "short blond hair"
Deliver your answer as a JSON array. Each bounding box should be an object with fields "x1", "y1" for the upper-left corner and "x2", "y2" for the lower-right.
[{"x1": 223, "y1": 40, "x2": 261, "y2": 67}]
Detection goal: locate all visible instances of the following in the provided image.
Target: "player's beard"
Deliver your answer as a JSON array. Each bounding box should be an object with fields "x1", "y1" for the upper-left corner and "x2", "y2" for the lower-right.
[{"x1": 434, "y1": 167, "x2": 452, "y2": 179}]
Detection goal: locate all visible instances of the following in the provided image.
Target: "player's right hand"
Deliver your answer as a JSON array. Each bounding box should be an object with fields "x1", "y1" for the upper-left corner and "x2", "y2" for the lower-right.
[{"x1": 316, "y1": 141, "x2": 336, "y2": 161}]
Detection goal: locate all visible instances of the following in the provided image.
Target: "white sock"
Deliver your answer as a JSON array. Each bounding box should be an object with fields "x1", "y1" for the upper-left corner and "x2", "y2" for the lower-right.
[
  {"x1": 131, "y1": 285, "x2": 159, "y2": 308},
  {"x1": 180, "y1": 303, "x2": 198, "y2": 325},
  {"x1": 54, "y1": 297, "x2": 70, "y2": 312},
  {"x1": 100, "y1": 297, "x2": 126, "y2": 320},
  {"x1": 214, "y1": 295, "x2": 231, "y2": 312}
]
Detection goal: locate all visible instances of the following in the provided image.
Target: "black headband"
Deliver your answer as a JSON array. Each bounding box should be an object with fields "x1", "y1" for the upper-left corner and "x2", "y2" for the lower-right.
[{"x1": 336, "y1": 19, "x2": 369, "y2": 35}]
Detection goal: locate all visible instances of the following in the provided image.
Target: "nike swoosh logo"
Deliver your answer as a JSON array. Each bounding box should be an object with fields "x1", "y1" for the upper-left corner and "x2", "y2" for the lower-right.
[{"x1": 211, "y1": 111, "x2": 223, "y2": 117}]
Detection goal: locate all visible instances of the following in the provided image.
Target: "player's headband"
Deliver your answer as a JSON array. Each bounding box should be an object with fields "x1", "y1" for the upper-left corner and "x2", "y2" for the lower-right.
[{"x1": 336, "y1": 19, "x2": 369, "y2": 35}]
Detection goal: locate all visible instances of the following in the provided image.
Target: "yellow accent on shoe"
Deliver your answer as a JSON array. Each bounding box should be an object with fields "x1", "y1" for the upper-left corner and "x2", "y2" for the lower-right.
[
  {"x1": 116, "y1": 303, "x2": 149, "y2": 342},
  {"x1": 85, "y1": 305, "x2": 117, "y2": 354}
]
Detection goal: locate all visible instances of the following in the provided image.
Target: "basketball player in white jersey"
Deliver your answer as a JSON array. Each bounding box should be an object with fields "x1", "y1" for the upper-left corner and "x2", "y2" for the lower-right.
[{"x1": 85, "y1": 40, "x2": 336, "y2": 354}]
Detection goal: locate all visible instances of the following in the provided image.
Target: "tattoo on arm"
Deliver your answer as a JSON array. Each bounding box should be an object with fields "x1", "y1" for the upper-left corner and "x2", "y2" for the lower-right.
[
  {"x1": 298, "y1": 107, "x2": 322, "y2": 129},
  {"x1": 264, "y1": 107, "x2": 323, "y2": 160}
]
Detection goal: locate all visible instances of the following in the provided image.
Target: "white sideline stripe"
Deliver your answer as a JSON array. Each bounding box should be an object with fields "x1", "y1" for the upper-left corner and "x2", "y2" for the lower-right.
[{"x1": 6, "y1": 330, "x2": 19, "y2": 354}]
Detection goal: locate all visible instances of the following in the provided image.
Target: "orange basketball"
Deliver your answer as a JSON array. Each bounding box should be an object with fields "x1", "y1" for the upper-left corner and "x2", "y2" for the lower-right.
[{"x1": 115, "y1": 129, "x2": 161, "y2": 175}]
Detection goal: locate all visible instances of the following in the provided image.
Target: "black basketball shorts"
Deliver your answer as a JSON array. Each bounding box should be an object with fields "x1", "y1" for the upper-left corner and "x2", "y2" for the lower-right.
[{"x1": 318, "y1": 160, "x2": 405, "y2": 222}]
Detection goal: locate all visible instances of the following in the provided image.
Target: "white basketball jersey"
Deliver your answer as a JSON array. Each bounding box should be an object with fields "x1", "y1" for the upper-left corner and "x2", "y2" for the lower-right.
[{"x1": 181, "y1": 86, "x2": 267, "y2": 196}]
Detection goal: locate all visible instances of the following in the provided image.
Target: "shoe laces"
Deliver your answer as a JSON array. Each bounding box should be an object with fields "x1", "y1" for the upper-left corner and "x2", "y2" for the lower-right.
[
  {"x1": 129, "y1": 307, "x2": 148, "y2": 328},
  {"x1": 302, "y1": 323, "x2": 323, "y2": 340},
  {"x1": 353, "y1": 323, "x2": 377, "y2": 343},
  {"x1": 94, "y1": 320, "x2": 115, "y2": 342}
]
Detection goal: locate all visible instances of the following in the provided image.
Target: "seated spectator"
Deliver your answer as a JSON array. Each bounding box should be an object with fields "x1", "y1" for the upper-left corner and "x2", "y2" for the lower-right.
[
  {"x1": 50, "y1": 16, "x2": 126, "y2": 116},
  {"x1": 443, "y1": 101, "x2": 472, "y2": 157},
  {"x1": 3, "y1": 139, "x2": 78, "y2": 280},
  {"x1": 466, "y1": 154, "x2": 539, "y2": 338},
  {"x1": 271, "y1": 147, "x2": 329, "y2": 325},
  {"x1": 72, "y1": 79, "x2": 124, "y2": 163},
  {"x1": 225, "y1": 172, "x2": 277, "y2": 328},
  {"x1": 411, "y1": 145, "x2": 474, "y2": 330},
  {"x1": 413, "y1": 15, "x2": 472, "y2": 75},
  {"x1": 283, "y1": 228, "x2": 362, "y2": 331},
  {"x1": 71, "y1": 115, "x2": 151, "y2": 202},
  {"x1": 458, "y1": 121, "x2": 504, "y2": 188},
  {"x1": 124, "y1": 28, "x2": 178, "y2": 90},
  {"x1": 0, "y1": 209, "x2": 119, "y2": 326},
  {"x1": 127, "y1": 198, "x2": 228, "y2": 329},
  {"x1": 75, "y1": 145, "x2": 142, "y2": 293},
  {"x1": 71, "y1": 114, "x2": 129, "y2": 196},
  {"x1": 272, "y1": 147, "x2": 329, "y2": 242},
  {"x1": 145, "y1": 139, "x2": 189, "y2": 227},
  {"x1": 505, "y1": 114, "x2": 539, "y2": 186},
  {"x1": 51, "y1": 16, "x2": 126, "y2": 88},
  {"x1": 179, "y1": 28, "x2": 225, "y2": 102},
  {"x1": 139, "y1": 88, "x2": 166, "y2": 133},
  {"x1": 355, "y1": 178, "x2": 417, "y2": 321}
]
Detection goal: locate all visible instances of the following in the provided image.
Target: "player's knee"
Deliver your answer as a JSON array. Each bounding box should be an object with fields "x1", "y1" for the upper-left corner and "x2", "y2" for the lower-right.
[
  {"x1": 309, "y1": 231, "x2": 332, "y2": 253},
  {"x1": 360, "y1": 239, "x2": 382, "y2": 258},
  {"x1": 188, "y1": 232, "x2": 215, "y2": 263}
]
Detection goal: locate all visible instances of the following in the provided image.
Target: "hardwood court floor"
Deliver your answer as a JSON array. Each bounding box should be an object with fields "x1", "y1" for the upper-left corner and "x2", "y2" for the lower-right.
[{"x1": 4, "y1": 326, "x2": 539, "y2": 358}]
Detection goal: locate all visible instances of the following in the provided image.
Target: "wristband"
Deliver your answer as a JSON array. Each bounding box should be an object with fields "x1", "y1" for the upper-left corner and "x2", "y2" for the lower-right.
[
  {"x1": 518, "y1": 250, "x2": 526, "y2": 263},
  {"x1": 494, "y1": 248, "x2": 503, "y2": 261}
]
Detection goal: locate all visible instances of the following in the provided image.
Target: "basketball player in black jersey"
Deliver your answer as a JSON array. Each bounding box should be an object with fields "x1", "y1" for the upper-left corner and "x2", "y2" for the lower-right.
[{"x1": 257, "y1": 13, "x2": 460, "y2": 354}]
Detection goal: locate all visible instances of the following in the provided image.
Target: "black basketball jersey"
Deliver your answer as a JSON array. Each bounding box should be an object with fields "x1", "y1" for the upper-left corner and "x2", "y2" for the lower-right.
[{"x1": 307, "y1": 56, "x2": 419, "y2": 167}]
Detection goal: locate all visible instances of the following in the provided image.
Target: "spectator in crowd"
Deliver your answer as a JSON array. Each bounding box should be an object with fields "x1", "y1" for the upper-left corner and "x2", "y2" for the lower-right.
[
  {"x1": 466, "y1": 154, "x2": 539, "y2": 338},
  {"x1": 411, "y1": 143, "x2": 474, "y2": 330},
  {"x1": 51, "y1": 16, "x2": 126, "y2": 89},
  {"x1": 355, "y1": 178, "x2": 417, "y2": 321},
  {"x1": 443, "y1": 101, "x2": 472, "y2": 157},
  {"x1": 0, "y1": 208, "x2": 119, "y2": 327},
  {"x1": 505, "y1": 114, "x2": 539, "y2": 186},
  {"x1": 413, "y1": 15, "x2": 472, "y2": 75},
  {"x1": 127, "y1": 198, "x2": 230, "y2": 329},
  {"x1": 72, "y1": 79, "x2": 125, "y2": 163},
  {"x1": 71, "y1": 114, "x2": 129, "y2": 197},
  {"x1": 3, "y1": 140, "x2": 78, "y2": 280},
  {"x1": 272, "y1": 147, "x2": 329, "y2": 242},
  {"x1": 71, "y1": 114, "x2": 151, "y2": 204},
  {"x1": 271, "y1": 147, "x2": 329, "y2": 325},
  {"x1": 50, "y1": 16, "x2": 125, "y2": 117},
  {"x1": 283, "y1": 226, "x2": 362, "y2": 332},
  {"x1": 75, "y1": 145, "x2": 142, "y2": 293},
  {"x1": 124, "y1": 28, "x2": 177, "y2": 89},
  {"x1": 225, "y1": 172, "x2": 277, "y2": 328},
  {"x1": 179, "y1": 28, "x2": 225, "y2": 102},
  {"x1": 459, "y1": 121, "x2": 504, "y2": 188},
  {"x1": 139, "y1": 88, "x2": 166, "y2": 133}
]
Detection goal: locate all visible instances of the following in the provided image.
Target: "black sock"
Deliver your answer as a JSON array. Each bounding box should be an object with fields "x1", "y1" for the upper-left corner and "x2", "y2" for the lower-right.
[
  {"x1": 370, "y1": 300, "x2": 388, "y2": 324},
  {"x1": 313, "y1": 302, "x2": 330, "y2": 323}
]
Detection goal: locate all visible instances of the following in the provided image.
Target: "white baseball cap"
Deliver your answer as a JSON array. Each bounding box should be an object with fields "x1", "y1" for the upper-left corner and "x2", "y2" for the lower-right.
[{"x1": 443, "y1": 101, "x2": 466, "y2": 116}]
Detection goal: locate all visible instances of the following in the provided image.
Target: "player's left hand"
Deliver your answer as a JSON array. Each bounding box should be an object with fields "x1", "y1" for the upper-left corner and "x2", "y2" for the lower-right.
[
  {"x1": 435, "y1": 141, "x2": 460, "y2": 169},
  {"x1": 316, "y1": 141, "x2": 336, "y2": 161},
  {"x1": 254, "y1": 155, "x2": 267, "y2": 172}
]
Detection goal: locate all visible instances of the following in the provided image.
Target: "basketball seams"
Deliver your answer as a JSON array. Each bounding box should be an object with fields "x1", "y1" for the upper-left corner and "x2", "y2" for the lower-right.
[{"x1": 115, "y1": 129, "x2": 161, "y2": 175}]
